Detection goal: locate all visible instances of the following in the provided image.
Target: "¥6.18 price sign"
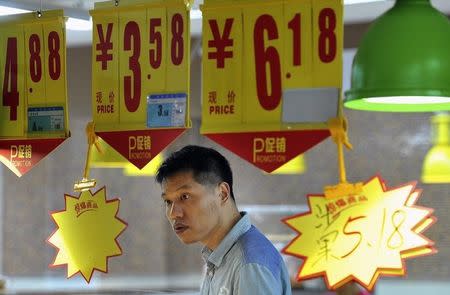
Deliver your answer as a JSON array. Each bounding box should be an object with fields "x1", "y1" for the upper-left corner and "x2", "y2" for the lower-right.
[
  {"x1": 0, "y1": 10, "x2": 68, "y2": 138},
  {"x1": 283, "y1": 176, "x2": 436, "y2": 291},
  {"x1": 201, "y1": 0, "x2": 342, "y2": 132},
  {"x1": 91, "y1": 0, "x2": 190, "y2": 131},
  {"x1": 200, "y1": 0, "x2": 341, "y2": 173}
]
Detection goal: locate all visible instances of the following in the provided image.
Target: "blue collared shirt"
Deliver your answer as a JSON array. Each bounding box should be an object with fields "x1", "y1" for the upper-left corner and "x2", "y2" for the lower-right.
[{"x1": 200, "y1": 212, "x2": 292, "y2": 295}]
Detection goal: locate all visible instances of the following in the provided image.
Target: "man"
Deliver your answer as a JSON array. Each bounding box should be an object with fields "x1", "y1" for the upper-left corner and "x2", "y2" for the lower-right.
[{"x1": 156, "y1": 145, "x2": 292, "y2": 295}]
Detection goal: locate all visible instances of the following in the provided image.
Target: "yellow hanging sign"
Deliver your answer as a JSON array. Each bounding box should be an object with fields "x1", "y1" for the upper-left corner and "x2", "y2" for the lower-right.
[
  {"x1": 90, "y1": 0, "x2": 190, "y2": 169},
  {"x1": 283, "y1": 176, "x2": 436, "y2": 291},
  {"x1": 0, "y1": 10, "x2": 69, "y2": 138},
  {"x1": 200, "y1": 0, "x2": 342, "y2": 173},
  {"x1": 48, "y1": 187, "x2": 127, "y2": 283},
  {"x1": 91, "y1": 0, "x2": 190, "y2": 131},
  {"x1": 201, "y1": 0, "x2": 342, "y2": 133},
  {"x1": 0, "y1": 10, "x2": 70, "y2": 177}
]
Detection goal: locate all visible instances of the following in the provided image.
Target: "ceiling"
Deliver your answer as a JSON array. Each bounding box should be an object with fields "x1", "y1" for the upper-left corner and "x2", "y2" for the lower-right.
[{"x1": 1, "y1": 0, "x2": 450, "y2": 46}]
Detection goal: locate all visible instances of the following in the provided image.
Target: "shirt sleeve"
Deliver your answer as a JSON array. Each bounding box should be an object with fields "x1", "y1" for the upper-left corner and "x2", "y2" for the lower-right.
[{"x1": 235, "y1": 263, "x2": 282, "y2": 295}]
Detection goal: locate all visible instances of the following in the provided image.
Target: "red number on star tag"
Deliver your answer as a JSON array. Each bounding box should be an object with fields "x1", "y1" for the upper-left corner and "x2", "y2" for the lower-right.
[
  {"x1": 288, "y1": 13, "x2": 301, "y2": 66},
  {"x1": 318, "y1": 8, "x2": 337, "y2": 63},
  {"x1": 171, "y1": 13, "x2": 184, "y2": 66},
  {"x1": 29, "y1": 34, "x2": 42, "y2": 82},
  {"x1": 48, "y1": 31, "x2": 61, "y2": 80},
  {"x1": 149, "y1": 18, "x2": 162, "y2": 69},
  {"x1": 2, "y1": 37, "x2": 19, "y2": 121},
  {"x1": 123, "y1": 21, "x2": 141, "y2": 113},
  {"x1": 253, "y1": 15, "x2": 282, "y2": 111}
]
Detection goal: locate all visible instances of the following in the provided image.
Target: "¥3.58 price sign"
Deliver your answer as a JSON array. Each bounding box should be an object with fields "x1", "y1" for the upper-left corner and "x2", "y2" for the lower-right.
[
  {"x1": 91, "y1": 0, "x2": 190, "y2": 169},
  {"x1": 0, "y1": 10, "x2": 70, "y2": 177},
  {"x1": 91, "y1": 0, "x2": 190, "y2": 130},
  {"x1": 201, "y1": 0, "x2": 342, "y2": 173}
]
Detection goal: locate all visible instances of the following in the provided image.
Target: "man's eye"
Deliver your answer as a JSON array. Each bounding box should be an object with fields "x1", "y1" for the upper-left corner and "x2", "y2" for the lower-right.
[
  {"x1": 164, "y1": 200, "x2": 172, "y2": 206},
  {"x1": 180, "y1": 194, "x2": 190, "y2": 201}
]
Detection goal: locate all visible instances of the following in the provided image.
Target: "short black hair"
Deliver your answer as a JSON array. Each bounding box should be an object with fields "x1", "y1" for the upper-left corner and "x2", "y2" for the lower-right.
[{"x1": 156, "y1": 145, "x2": 235, "y2": 201}]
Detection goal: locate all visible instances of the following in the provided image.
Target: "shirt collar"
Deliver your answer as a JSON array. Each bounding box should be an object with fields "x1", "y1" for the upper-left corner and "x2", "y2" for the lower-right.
[{"x1": 201, "y1": 211, "x2": 251, "y2": 268}]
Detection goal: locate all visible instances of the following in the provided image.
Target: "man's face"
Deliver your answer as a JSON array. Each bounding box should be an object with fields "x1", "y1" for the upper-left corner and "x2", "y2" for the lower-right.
[{"x1": 161, "y1": 171, "x2": 221, "y2": 245}]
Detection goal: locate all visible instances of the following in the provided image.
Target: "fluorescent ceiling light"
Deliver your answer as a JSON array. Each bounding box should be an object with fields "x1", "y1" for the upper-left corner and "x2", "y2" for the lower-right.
[
  {"x1": 190, "y1": 1, "x2": 388, "y2": 20},
  {"x1": 0, "y1": 5, "x2": 91, "y2": 31},
  {"x1": 190, "y1": 9, "x2": 202, "y2": 20},
  {"x1": 66, "y1": 17, "x2": 92, "y2": 31},
  {"x1": 345, "y1": 0, "x2": 388, "y2": 4},
  {"x1": 0, "y1": 5, "x2": 29, "y2": 15}
]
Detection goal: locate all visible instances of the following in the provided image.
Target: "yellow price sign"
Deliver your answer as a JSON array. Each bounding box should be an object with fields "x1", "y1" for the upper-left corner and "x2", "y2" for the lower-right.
[
  {"x1": 0, "y1": 10, "x2": 70, "y2": 177},
  {"x1": 0, "y1": 10, "x2": 68, "y2": 137},
  {"x1": 200, "y1": 0, "x2": 342, "y2": 172},
  {"x1": 201, "y1": 0, "x2": 342, "y2": 132},
  {"x1": 91, "y1": 0, "x2": 190, "y2": 169},
  {"x1": 91, "y1": 0, "x2": 190, "y2": 130},
  {"x1": 283, "y1": 176, "x2": 436, "y2": 291}
]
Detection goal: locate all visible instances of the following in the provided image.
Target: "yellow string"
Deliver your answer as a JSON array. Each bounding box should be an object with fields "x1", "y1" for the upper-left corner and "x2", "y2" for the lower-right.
[
  {"x1": 324, "y1": 98, "x2": 362, "y2": 199},
  {"x1": 83, "y1": 122, "x2": 102, "y2": 179},
  {"x1": 328, "y1": 116, "x2": 352, "y2": 184}
]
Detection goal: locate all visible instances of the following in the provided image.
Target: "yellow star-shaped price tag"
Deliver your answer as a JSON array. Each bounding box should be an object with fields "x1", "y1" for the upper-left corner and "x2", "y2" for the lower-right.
[
  {"x1": 283, "y1": 175, "x2": 436, "y2": 291},
  {"x1": 48, "y1": 187, "x2": 127, "y2": 283}
]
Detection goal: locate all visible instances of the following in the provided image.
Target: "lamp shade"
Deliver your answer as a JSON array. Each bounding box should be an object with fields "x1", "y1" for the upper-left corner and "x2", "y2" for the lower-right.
[
  {"x1": 422, "y1": 113, "x2": 450, "y2": 183},
  {"x1": 345, "y1": 0, "x2": 450, "y2": 112}
]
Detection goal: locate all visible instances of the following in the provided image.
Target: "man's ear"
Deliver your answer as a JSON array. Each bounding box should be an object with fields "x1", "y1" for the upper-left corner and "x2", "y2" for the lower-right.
[{"x1": 218, "y1": 182, "x2": 231, "y2": 203}]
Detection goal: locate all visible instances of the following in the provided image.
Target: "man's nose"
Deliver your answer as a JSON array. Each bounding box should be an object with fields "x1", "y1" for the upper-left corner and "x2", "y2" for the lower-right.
[{"x1": 169, "y1": 202, "x2": 183, "y2": 219}]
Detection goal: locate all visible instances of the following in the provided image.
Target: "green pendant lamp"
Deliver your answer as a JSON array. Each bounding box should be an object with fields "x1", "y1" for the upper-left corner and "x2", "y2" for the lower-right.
[
  {"x1": 345, "y1": 0, "x2": 450, "y2": 112},
  {"x1": 422, "y1": 113, "x2": 450, "y2": 183}
]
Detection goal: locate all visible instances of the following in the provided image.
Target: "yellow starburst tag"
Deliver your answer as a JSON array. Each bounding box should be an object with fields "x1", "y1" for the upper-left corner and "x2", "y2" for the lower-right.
[
  {"x1": 47, "y1": 187, "x2": 127, "y2": 283},
  {"x1": 282, "y1": 175, "x2": 436, "y2": 291}
]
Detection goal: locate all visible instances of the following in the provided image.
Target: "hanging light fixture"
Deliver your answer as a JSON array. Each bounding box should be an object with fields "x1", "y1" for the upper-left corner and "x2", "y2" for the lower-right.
[
  {"x1": 422, "y1": 113, "x2": 450, "y2": 183},
  {"x1": 345, "y1": 0, "x2": 450, "y2": 112}
]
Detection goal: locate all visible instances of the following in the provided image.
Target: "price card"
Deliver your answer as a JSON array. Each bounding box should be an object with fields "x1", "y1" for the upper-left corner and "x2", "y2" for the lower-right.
[
  {"x1": 91, "y1": 0, "x2": 190, "y2": 169},
  {"x1": 200, "y1": 0, "x2": 343, "y2": 173},
  {"x1": 48, "y1": 187, "x2": 127, "y2": 283},
  {"x1": 0, "y1": 10, "x2": 69, "y2": 177},
  {"x1": 283, "y1": 176, "x2": 436, "y2": 291}
]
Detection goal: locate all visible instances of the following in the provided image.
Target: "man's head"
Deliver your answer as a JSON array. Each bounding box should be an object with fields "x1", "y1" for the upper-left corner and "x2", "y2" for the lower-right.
[
  {"x1": 156, "y1": 145, "x2": 234, "y2": 200},
  {"x1": 156, "y1": 145, "x2": 238, "y2": 248}
]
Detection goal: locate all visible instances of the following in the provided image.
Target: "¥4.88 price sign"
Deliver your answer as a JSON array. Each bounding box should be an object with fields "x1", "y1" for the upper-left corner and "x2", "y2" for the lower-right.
[
  {"x1": 201, "y1": 0, "x2": 342, "y2": 132},
  {"x1": 91, "y1": 0, "x2": 190, "y2": 131},
  {"x1": 0, "y1": 10, "x2": 68, "y2": 138}
]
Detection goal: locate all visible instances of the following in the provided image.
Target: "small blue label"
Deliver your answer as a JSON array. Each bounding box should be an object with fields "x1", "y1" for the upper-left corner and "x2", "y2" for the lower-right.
[
  {"x1": 28, "y1": 106, "x2": 64, "y2": 132},
  {"x1": 147, "y1": 93, "x2": 186, "y2": 127}
]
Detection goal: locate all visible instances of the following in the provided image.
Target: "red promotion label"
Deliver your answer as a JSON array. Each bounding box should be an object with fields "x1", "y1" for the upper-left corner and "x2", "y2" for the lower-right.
[
  {"x1": 96, "y1": 128, "x2": 186, "y2": 169},
  {"x1": 205, "y1": 130, "x2": 330, "y2": 173},
  {"x1": 0, "y1": 138, "x2": 68, "y2": 177}
]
